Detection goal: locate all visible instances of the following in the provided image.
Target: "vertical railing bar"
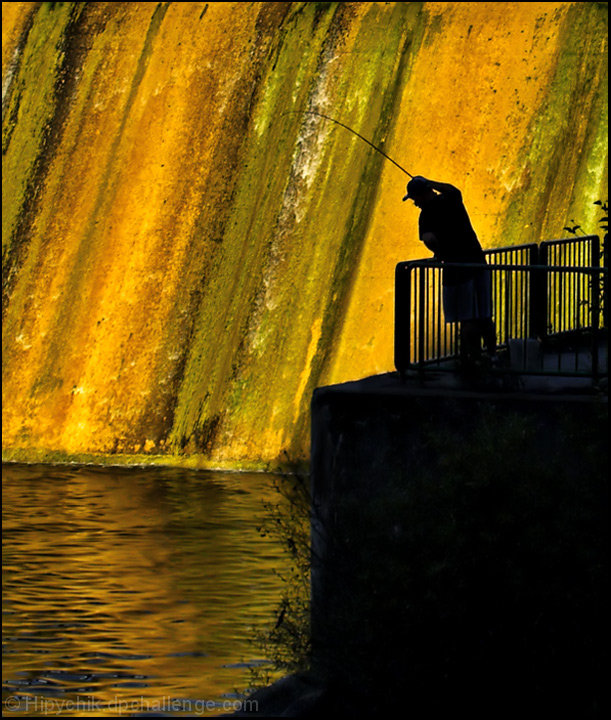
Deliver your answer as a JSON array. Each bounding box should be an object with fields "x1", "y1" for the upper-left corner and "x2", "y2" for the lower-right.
[
  {"x1": 432, "y1": 267, "x2": 436, "y2": 362},
  {"x1": 568, "y1": 256, "x2": 572, "y2": 330},
  {"x1": 520, "y1": 269, "x2": 531, "y2": 368},
  {"x1": 578, "y1": 245, "x2": 583, "y2": 330},
  {"x1": 412, "y1": 268, "x2": 417, "y2": 366},
  {"x1": 425, "y1": 266, "x2": 430, "y2": 362},
  {"x1": 413, "y1": 267, "x2": 417, "y2": 366},
  {"x1": 522, "y1": 271, "x2": 532, "y2": 337},
  {"x1": 430, "y1": 266, "x2": 435, "y2": 362},
  {"x1": 560, "y1": 260, "x2": 565, "y2": 333},
  {"x1": 584, "y1": 242, "x2": 589, "y2": 329},
  {"x1": 433, "y1": 271, "x2": 442, "y2": 365},
  {"x1": 500, "y1": 267, "x2": 504, "y2": 349},
  {"x1": 592, "y1": 235, "x2": 601, "y2": 331},
  {"x1": 569, "y1": 262, "x2": 572, "y2": 342},
  {"x1": 431, "y1": 266, "x2": 436, "y2": 364},
  {"x1": 571, "y1": 252, "x2": 579, "y2": 330},
  {"x1": 574, "y1": 269, "x2": 579, "y2": 372},
  {"x1": 524, "y1": 267, "x2": 528, "y2": 340},
  {"x1": 524, "y1": 267, "x2": 529, "y2": 342},
  {"x1": 438, "y1": 267, "x2": 442, "y2": 363},
  {"x1": 442, "y1": 268, "x2": 446, "y2": 361},
  {"x1": 412, "y1": 267, "x2": 417, "y2": 367},
  {"x1": 494, "y1": 267, "x2": 500, "y2": 349},
  {"x1": 556, "y1": 256, "x2": 564, "y2": 332},
  {"x1": 515, "y1": 264, "x2": 520, "y2": 341},
  {"x1": 556, "y1": 268, "x2": 562, "y2": 371},
  {"x1": 582, "y1": 264, "x2": 586, "y2": 331},
  {"x1": 520, "y1": 266, "x2": 524, "y2": 346},
  {"x1": 418, "y1": 266, "x2": 425, "y2": 370},
  {"x1": 518, "y1": 267, "x2": 522, "y2": 342},
  {"x1": 428, "y1": 267, "x2": 431, "y2": 361},
  {"x1": 443, "y1": 268, "x2": 448, "y2": 359},
  {"x1": 426, "y1": 270, "x2": 439, "y2": 360},
  {"x1": 422, "y1": 266, "x2": 426, "y2": 363},
  {"x1": 505, "y1": 272, "x2": 511, "y2": 349},
  {"x1": 591, "y1": 268, "x2": 600, "y2": 383},
  {"x1": 574, "y1": 246, "x2": 579, "y2": 329},
  {"x1": 498, "y1": 255, "x2": 504, "y2": 352}
]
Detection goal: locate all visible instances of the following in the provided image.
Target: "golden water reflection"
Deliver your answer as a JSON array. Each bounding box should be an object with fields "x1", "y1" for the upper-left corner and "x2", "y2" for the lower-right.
[{"x1": 2, "y1": 463, "x2": 295, "y2": 716}]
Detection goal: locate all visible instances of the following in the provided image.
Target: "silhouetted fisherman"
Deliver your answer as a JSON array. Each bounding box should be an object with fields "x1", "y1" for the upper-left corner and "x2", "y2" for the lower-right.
[{"x1": 403, "y1": 176, "x2": 496, "y2": 365}]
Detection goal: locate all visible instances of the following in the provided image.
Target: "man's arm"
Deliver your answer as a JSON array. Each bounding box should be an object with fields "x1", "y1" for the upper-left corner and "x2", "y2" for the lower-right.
[
  {"x1": 421, "y1": 231, "x2": 439, "y2": 255},
  {"x1": 424, "y1": 178, "x2": 462, "y2": 200}
]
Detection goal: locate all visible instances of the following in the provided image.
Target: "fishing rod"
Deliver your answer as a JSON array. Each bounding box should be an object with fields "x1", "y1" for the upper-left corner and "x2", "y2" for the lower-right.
[{"x1": 286, "y1": 109, "x2": 414, "y2": 178}]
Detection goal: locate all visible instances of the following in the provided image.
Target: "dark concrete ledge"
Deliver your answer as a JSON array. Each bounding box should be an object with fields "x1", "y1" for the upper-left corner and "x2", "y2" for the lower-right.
[{"x1": 315, "y1": 370, "x2": 608, "y2": 401}]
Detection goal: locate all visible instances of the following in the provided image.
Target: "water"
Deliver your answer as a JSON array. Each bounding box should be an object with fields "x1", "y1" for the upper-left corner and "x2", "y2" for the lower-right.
[{"x1": 2, "y1": 463, "x2": 298, "y2": 716}]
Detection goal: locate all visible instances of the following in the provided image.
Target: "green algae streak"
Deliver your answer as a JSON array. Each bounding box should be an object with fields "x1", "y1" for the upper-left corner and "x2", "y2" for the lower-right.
[{"x1": 2, "y1": 2, "x2": 608, "y2": 470}]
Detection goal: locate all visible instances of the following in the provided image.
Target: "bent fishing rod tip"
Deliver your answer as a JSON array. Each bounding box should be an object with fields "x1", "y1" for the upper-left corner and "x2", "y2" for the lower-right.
[{"x1": 280, "y1": 109, "x2": 413, "y2": 178}]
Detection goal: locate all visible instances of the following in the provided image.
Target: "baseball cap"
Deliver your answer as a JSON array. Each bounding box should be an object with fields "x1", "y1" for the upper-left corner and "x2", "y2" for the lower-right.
[{"x1": 402, "y1": 177, "x2": 430, "y2": 201}]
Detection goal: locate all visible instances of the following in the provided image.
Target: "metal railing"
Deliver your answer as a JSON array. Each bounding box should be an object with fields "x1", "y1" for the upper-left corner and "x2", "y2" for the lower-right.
[
  {"x1": 540, "y1": 234, "x2": 600, "y2": 268},
  {"x1": 394, "y1": 235, "x2": 607, "y2": 381},
  {"x1": 539, "y1": 235, "x2": 602, "y2": 338}
]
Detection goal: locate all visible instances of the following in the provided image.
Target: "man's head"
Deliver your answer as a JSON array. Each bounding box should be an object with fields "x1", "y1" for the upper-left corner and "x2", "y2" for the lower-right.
[{"x1": 402, "y1": 177, "x2": 435, "y2": 208}]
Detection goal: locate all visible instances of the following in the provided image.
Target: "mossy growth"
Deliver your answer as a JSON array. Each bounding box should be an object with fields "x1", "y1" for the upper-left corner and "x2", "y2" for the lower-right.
[{"x1": 249, "y1": 467, "x2": 312, "y2": 688}]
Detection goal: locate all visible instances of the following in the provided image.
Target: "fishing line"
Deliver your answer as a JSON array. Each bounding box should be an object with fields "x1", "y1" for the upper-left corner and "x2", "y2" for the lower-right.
[{"x1": 284, "y1": 109, "x2": 414, "y2": 178}]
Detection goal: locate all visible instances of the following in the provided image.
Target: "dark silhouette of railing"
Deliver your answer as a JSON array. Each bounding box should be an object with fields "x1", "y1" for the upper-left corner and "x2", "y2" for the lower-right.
[{"x1": 395, "y1": 235, "x2": 607, "y2": 382}]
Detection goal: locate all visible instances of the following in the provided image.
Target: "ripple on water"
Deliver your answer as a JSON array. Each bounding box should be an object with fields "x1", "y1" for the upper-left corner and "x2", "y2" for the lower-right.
[{"x1": 2, "y1": 463, "x2": 296, "y2": 716}]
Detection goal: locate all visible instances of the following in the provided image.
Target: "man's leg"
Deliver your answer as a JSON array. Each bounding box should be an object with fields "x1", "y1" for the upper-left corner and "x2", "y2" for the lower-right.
[
  {"x1": 460, "y1": 320, "x2": 481, "y2": 361},
  {"x1": 479, "y1": 318, "x2": 497, "y2": 355}
]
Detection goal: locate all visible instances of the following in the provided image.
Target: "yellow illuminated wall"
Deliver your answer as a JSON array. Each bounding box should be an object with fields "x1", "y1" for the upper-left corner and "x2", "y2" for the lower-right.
[{"x1": 2, "y1": 2, "x2": 608, "y2": 469}]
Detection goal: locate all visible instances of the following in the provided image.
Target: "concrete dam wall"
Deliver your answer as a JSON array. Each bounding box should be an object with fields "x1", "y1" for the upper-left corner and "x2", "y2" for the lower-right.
[{"x1": 2, "y1": 2, "x2": 608, "y2": 469}]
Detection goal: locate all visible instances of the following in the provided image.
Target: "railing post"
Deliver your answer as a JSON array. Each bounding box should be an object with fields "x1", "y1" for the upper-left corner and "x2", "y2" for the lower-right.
[
  {"x1": 394, "y1": 263, "x2": 411, "y2": 379},
  {"x1": 418, "y1": 266, "x2": 426, "y2": 371},
  {"x1": 530, "y1": 243, "x2": 547, "y2": 340},
  {"x1": 603, "y1": 236, "x2": 608, "y2": 330},
  {"x1": 589, "y1": 234, "x2": 601, "y2": 268},
  {"x1": 590, "y1": 268, "x2": 600, "y2": 383},
  {"x1": 591, "y1": 234, "x2": 606, "y2": 330}
]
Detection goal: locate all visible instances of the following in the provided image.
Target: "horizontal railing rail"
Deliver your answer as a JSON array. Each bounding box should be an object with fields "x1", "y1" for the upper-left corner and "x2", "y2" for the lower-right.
[
  {"x1": 483, "y1": 242, "x2": 539, "y2": 266},
  {"x1": 395, "y1": 240, "x2": 607, "y2": 382},
  {"x1": 540, "y1": 234, "x2": 600, "y2": 268}
]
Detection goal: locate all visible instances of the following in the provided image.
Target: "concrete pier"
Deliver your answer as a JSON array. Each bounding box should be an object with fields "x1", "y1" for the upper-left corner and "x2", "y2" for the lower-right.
[{"x1": 310, "y1": 372, "x2": 607, "y2": 716}]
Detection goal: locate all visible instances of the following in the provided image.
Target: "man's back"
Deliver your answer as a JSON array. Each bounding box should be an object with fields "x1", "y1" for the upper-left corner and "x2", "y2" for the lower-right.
[{"x1": 418, "y1": 185, "x2": 485, "y2": 267}]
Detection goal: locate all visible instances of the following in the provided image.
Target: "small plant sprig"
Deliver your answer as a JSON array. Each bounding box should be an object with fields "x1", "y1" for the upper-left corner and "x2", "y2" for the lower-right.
[
  {"x1": 564, "y1": 199, "x2": 608, "y2": 245},
  {"x1": 592, "y1": 199, "x2": 609, "y2": 234},
  {"x1": 592, "y1": 200, "x2": 608, "y2": 267},
  {"x1": 563, "y1": 200, "x2": 607, "y2": 334}
]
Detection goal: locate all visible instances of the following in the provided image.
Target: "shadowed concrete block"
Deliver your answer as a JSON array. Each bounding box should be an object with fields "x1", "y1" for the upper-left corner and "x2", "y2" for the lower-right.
[{"x1": 310, "y1": 373, "x2": 607, "y2": 716}]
